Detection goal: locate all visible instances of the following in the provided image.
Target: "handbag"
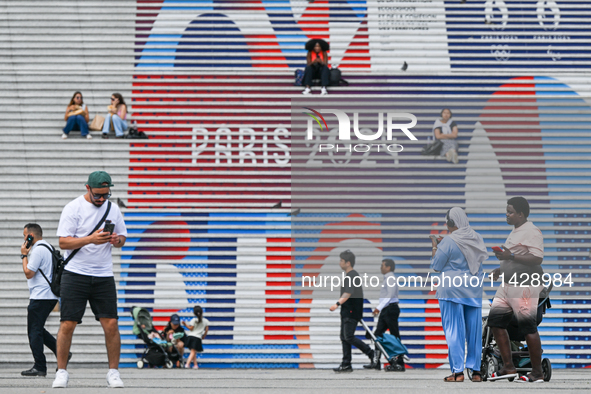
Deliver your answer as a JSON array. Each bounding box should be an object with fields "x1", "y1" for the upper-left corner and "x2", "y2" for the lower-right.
[
  {"x1": 89, "y1": 114, "x2": 105, "y2": 131},
  {"x1": 421, "y1": 139, "x2": 443, "y2": 156}
]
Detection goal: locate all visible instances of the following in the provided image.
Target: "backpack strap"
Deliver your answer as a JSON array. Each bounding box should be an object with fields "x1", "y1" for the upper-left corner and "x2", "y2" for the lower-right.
[
  {"x1": 37, "y1": 243, "x2": 56, "y2": 286},
  {"x1": 64, "y1": 201, "x2": 112, "y2": 264}
]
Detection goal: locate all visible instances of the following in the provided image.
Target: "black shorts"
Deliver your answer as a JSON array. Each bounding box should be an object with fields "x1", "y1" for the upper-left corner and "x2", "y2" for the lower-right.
[
  {"x1": 60, "y1": 270, "x2": 118, "y2": 323},
  {"x1": 185, "y1": 336, "x2": 203, "y2": 352}
]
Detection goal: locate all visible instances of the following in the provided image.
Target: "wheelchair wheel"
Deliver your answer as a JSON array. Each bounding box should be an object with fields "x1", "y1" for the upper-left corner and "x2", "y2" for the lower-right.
[
  {"x1": 137, "y1": 360, "x2": 144, "y2": 369},
  {"x1": 542, "y1": 358, "x2": 552, "y2": 382},
  {"x1": 165, "y1": 360, "x2": 174, "y2": 369}
]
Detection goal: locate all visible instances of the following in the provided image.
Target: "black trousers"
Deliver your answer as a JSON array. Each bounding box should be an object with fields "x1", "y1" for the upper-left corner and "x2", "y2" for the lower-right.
[
  {"x1": 340, "y1": 317, "x2": 372, "y2": 366},
  {"x1": 375, "y1": 303, "x2": 401, "y2": 339},
  {"x1": 303, "y1": 63, "x2": 330, "y2": 87},
  {"x1": 374, "y1": 303, "x2": 404, "y2": 365},
  {"x1": 27, "y1": 299, "x2": 58, "y2": 372}
]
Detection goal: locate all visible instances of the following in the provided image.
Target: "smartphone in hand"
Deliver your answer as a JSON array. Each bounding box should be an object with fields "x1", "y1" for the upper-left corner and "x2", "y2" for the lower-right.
[
  {"x1": 25, "y1": 234, "x2": 34, "y2": 248},
  {"x1": 103, "y1": 220, "x2": 115, "y2": 235},
  {"x1": 491, "y1": 246, "x2": 503, "y2": 253}
]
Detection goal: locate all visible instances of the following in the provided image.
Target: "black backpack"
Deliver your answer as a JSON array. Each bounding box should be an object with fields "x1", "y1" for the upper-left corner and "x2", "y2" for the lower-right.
[
  {"x1": 38, "y1": 201, "x2": 112, "y2": 297},
  {"x1": 329, "y1": 68, "x2": 349, "y2": 86},
  {"x1": 38, "y1": 244, "x2": 67, "y2": 297},
  {"x1": 125, "y1": 122, "x2": 148, "y2": 139}
]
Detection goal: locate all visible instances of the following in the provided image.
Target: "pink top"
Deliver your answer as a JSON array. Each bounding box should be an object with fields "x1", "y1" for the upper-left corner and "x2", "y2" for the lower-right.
[
  {"x1": 117, "y1": 106, "x2": 126, "y2": 120},
  {"x1": 505, "y1": 221, "x2": 544, "y2": 258}
]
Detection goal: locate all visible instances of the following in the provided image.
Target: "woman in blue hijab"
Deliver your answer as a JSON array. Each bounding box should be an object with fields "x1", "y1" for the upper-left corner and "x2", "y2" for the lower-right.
[{"x1": 430, "y1": 207, "x2": 489, "y2": 382}]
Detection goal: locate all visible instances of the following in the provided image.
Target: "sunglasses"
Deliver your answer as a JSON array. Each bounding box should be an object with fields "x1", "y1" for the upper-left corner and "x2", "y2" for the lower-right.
[
  {"x1": 89, "y1": 186, "x2": 111, "y2": 200},
  {"x1": 111, "y1": 98, "x2": 116, "y2": 101}
]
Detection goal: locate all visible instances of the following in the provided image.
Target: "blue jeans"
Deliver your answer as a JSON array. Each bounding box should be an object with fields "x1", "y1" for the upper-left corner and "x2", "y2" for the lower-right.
[
  {"x1": 63, "y1": 115, "x2": 89, "y2": 136},
  {"x1": 102, "y1": 114, "x2": 127, "y2": 137}
]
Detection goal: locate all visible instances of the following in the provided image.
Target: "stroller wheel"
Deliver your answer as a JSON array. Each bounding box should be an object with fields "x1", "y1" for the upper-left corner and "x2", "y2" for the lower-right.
[
  {"x1": 165, "y1": 360, "x2": 174, "y2": 369},
  {"x1": 542, "y1": 358, "x2": 552, "y2": 382},
  {"x1": 137, "y1": 360, "x2": 144, "y2": 369},
  {"x1": 485, "y1": 355, "x2": 498, "y2": 380},
  {"x1": 480, "y1": 359, "x2": 488, "y2": 381}
]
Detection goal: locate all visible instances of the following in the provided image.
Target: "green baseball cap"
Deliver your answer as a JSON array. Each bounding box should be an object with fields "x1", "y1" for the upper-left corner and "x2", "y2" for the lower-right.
[{"x1": 86, "y1": 171, "x2": 114, "y2": 188}]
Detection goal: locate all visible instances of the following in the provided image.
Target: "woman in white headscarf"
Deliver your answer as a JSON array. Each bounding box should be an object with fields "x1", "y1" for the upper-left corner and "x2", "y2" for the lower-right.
[
  {"x1": 430, "y1": 207, "x2": 489, "y2": 382},
  {"x1": 432, "y1": 108, "x2": 459, "y2": 164}
]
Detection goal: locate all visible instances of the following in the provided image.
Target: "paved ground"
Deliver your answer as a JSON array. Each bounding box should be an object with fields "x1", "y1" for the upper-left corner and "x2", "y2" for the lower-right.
[{"x1": 1, "y1": 368, "x2": 590, "y2": 393}]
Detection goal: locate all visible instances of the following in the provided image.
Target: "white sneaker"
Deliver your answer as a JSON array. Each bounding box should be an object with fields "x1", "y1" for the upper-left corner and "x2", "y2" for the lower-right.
[
  {"x1": 86, "y1": 134, "x2": 93, "y2": 140},
  {"x1": 445, "y1": 150, "x2": 452, "y2": 162},
  {"x1": 52, "y1": 370, "x2": 69, "y2": 388},
  {"x1": 451, "y1": 149, "x2": 459, "y2": 164},
  {"x1": 320, "y1": 87, "x2": 328, "y2": 96},
  {"x1": 302, "y1": 87, "x2": 311, "y2": 95},
  {"x1": 61, "y1": 134, "x2": 68, "y2": 139},
  {"x1": 106, "y1": 369, "x2": 124, "y2": 388}
]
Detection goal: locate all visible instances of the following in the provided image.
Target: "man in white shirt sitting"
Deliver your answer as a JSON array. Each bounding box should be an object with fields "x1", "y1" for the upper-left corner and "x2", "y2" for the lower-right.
[
  {"x1": 20, "y1": 223, "x2": 58, "y2": 377},
  {"x1": 364, "y1": 258, "x2": 405, "y2": 372}
]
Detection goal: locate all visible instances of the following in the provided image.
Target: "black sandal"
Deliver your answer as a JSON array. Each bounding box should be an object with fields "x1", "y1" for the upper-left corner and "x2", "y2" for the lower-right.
[
  {"x1": 471, "y1": 371, "x2": 482, "y2": 382},
  {"x1": 444, "y1": 372, "x2": 464, "y2": 382}
]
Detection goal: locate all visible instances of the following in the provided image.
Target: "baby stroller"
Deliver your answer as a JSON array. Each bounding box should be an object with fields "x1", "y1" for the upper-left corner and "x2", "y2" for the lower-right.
[
  {"x1": 131, "y1": 306, "x2": 181, "y2": 369},
  {"x1": 478, "y1": 284, "x2": 553, "y2": 382}
]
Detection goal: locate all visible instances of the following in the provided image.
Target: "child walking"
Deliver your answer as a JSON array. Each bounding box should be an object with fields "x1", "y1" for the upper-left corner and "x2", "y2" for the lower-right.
[{"x1": 182, "y1": 306, "x2": 209, "y2": 369}]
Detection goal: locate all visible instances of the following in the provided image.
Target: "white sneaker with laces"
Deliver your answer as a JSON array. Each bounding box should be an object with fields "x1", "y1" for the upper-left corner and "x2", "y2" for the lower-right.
[
  {"x1": 86, "y1": 134, "x2": 93, "y2": 140},
  {"x1": 320, "y1": 87, "x2": 328, "y2": 96},
  {"x1": 107, "y1": 369, "x2": 124, "y2": 388},
  {"x1": 61, "y1": 134, "x2": 68, "y2": 140},
  {"x1": 302, "y1": 87, "x2": 311, "y2": 95},
  {"x1": 52, "y1": 370, "x2": 69, "y2": 388}
]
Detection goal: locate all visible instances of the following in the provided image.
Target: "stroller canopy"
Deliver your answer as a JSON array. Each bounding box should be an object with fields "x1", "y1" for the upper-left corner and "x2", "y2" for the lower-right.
[{"x1": 131, "y1": 306, "x2": 155, "y2": 336}]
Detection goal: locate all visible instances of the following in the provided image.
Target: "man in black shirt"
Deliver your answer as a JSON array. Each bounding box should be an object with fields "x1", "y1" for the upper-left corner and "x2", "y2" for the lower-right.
[{"x1": 329, "y1": 250, "x2": 374, "y2": 372}]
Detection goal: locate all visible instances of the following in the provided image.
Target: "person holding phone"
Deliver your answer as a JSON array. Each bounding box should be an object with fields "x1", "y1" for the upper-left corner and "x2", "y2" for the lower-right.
[
  {"x1": 301, "y1": 41, "x2": 330, "y2": 96},
  {"x1": 52, "y1": 171, "x2": 127, "y2": 389},
  {"x1": 20, "y1": 223, "x2": 59, "y2": 377},
  {"x1": 487, "y1": 197, "x2": 545, "y2": 383},
  {"x1": 430, "y1": 207, "x2": 488, "y2": 382}
]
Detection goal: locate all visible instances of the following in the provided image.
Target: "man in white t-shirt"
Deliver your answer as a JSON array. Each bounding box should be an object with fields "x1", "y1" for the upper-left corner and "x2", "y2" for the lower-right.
[
  {"x1": 52, "y1": 171, "x2": 127, "y2": 389},
  {"x1": 20, "y1": 223, "x2": 59, "y2": 377}
]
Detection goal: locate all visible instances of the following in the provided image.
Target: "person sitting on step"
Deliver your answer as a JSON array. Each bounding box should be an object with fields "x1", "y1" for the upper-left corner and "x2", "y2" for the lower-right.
[
  {"x1": 302, "y1": 42, "x2": 329, "y2": 96},
  {"x1": 432, "y1": 108, "x2": 459, "y2": 164},
  {"x1": 62, "y1": 91, "x2": 91, "y2": 140},
  {"x1": 102, "y1": 93, "x2": 127, "y2": 139}
]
